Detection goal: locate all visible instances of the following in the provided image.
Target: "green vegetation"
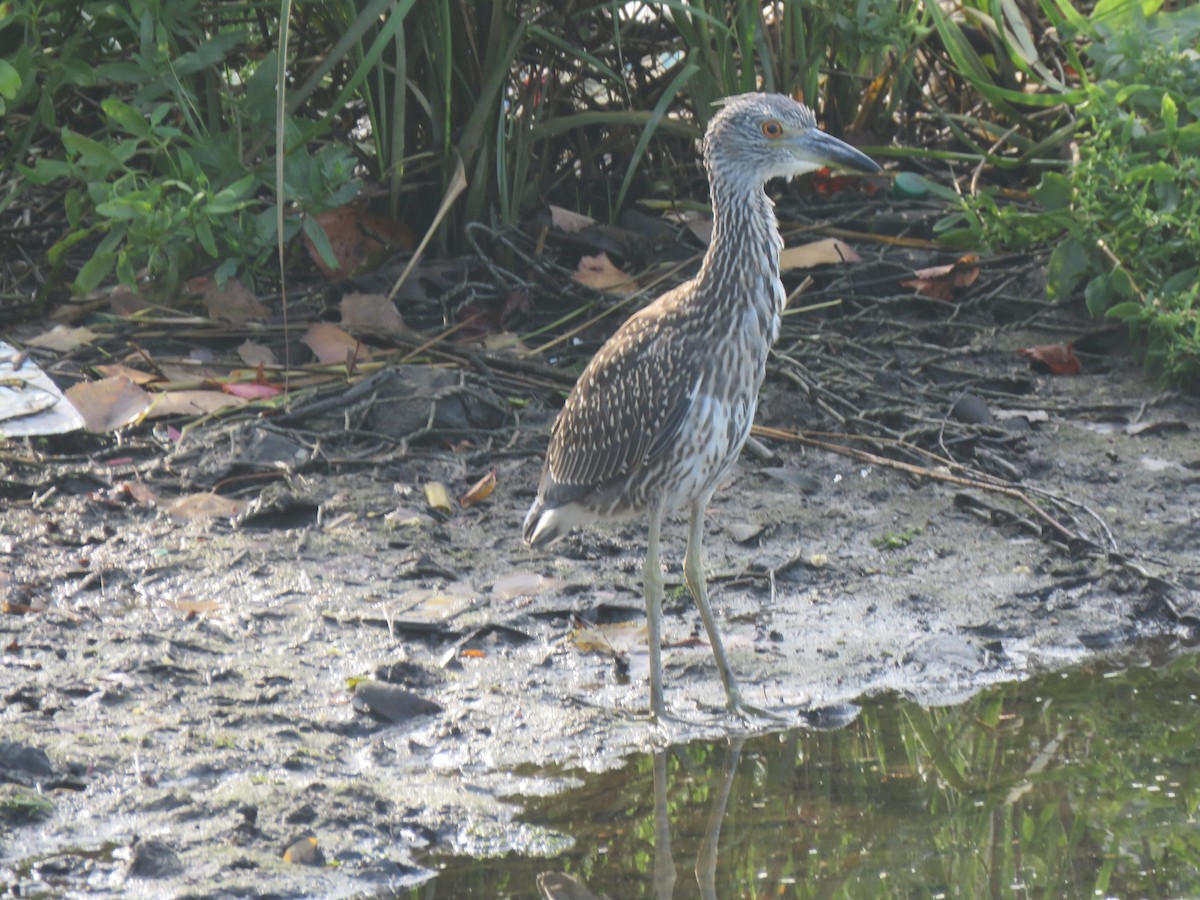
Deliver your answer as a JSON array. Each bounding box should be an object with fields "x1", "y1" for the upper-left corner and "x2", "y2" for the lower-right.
[
  {"x1": 1, "y1": 0, "x2": 1196, "y2": 385},
  {"x1": 932, "y1": 2, "x2": 1200, "y2": 386}
]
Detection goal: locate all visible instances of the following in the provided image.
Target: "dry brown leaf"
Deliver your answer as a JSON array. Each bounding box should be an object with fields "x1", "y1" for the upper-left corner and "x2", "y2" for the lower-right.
[
  {"x1": 163, "y1": 492, "x2": 249, "y2": 521},
  {"x1": 201, "y1": 276, "x2": 268, "y2": 325},
  {"x1": 1016, "y1": 342, "x2": 1082, "y2": 376},
  {"x1": 236, "y1": 340, "x2": 278, "y2": 367},
  {"x1": 459, "y1": 467, "x2": 496, "y2": 508},
  {"x1": 572, "y1": 253, "x2": 636, "y2": 296},
  {"x1": 571, "y1": 620, "x2": 647, "y2": 655},
  {"x1": 339, "y1": 292, "x2": 409, "y2": 336},
  {"x1": 549, "y1": 205, "x2": 596, "y2": 233},
  {"x1": 901, "y1": 254, "x2": 981, "y2": 301},
  {"x1": 94, "y1": 364, "x2": 160, "y2": 385},
  {"x1": 302, "y1": 323, "x2": 371, "y2": 365},
  {"x1": 779, "y1": 238, "x2": 861, "y2": 271},
  {"x1": 65, "y1": 376, "x2": 151, "y2": 432},
  {"x1": 305, "y1": 204, "x2": 415, "y2": 280},
  {"x1": 145, "y1": 390, "x2": 248, "y2": 418},
  {"x1": 26, "y1": 325, "x2": 98, "y2": 353},
  {"x1": 108, "y1": 284, "x2": 147, "y2": 316}
]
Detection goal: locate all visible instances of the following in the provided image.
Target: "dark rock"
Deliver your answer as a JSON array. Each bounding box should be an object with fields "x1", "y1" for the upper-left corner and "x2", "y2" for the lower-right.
[{"x1": 127, "y1": 838, "x2": 184, "y2": 879}]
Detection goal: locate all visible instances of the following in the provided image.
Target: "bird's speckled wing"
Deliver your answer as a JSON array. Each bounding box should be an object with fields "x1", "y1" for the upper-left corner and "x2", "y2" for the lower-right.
[{"x1": 545, "y1": 291, "x2": 696, "y2": 493}]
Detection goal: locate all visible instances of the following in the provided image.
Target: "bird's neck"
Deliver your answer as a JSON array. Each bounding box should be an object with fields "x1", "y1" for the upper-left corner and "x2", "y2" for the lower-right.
[{"x1": 694, "y1": 176, "x2": 784, "y2": 317}]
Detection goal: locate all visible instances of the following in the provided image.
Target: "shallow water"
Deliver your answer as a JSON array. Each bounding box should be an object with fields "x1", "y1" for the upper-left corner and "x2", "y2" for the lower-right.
[{"x1": 412, "y1": 640, "x2": 1200, "y2": 899}]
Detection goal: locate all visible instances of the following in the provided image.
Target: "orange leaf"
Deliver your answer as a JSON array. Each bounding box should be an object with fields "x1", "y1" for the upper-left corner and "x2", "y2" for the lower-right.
[
  {"x1": 460, "y1": 467, "x2": 497, "y2": 508},
  {"x1": 1016, "y1": 342, "x2": 1081, "y2": 376}
]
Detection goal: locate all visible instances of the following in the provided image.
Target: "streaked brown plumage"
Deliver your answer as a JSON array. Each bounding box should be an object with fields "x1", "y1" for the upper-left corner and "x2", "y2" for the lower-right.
[{"x1": 524, "y1": 93, "x2": 881, "y2": 719}]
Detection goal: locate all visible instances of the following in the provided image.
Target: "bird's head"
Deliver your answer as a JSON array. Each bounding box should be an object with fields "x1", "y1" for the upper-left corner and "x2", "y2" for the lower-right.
[{"x1": 703, "y1": 93, "x2": 881, "y2": 185}]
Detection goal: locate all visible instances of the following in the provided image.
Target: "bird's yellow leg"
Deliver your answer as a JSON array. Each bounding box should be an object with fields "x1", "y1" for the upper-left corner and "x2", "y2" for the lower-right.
[{"x1": 684, "y1": 501, "x2": 782, "y2": 721}]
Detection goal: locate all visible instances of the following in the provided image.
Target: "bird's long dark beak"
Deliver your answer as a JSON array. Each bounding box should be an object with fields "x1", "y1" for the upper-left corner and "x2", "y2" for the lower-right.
[{"x1": 795, "y1": 130, "x2": 882, "y2": 175}]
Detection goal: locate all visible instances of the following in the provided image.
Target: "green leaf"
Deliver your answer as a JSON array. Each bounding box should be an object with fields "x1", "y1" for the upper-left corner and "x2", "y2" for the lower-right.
[
  {"x1": 61, "y1": 129, "x2": 125, "y2": 174},
  {"x1": 74, "y1": 252, "x2": 117, "y2": 295},
  {"x1": 1161, "y1": 92, "x2": 1178, "y2": 137},
  {"x1": 301, "y1": 214, "x2": 339, "y2": 271},
  {"x1": 1084, "y1": 275, "x2": 1112, "y2": 318},
  {"x1": 1030, "y1": 172, "x2": 1073, "y2": 211},
  {"x1": 0, "y1": 59, "x2": 20, "y2": 100},
  {"x1": 1105, "y1": 301, "x2": 1143, "y2": 320},
  {"x1": 1047, "y1": 237, "x2": 1091, "y2": 301},
  {"x1": 102, "y1": 97, "x2": 150, "y2": 138},
  {"x1": 194, "y1": 215, "x2": 218, "y2": 257}
]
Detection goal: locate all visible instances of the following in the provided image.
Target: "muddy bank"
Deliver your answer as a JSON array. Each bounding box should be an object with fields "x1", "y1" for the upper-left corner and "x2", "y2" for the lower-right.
[{"x1": 2, "y1": 331, "x2": 1197, "y2": 895}]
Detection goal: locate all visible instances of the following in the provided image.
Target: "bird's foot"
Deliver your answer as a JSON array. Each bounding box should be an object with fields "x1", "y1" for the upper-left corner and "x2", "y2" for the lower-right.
[{"x1": 725, "y1": 693, "x2": 787, "y2": 723}]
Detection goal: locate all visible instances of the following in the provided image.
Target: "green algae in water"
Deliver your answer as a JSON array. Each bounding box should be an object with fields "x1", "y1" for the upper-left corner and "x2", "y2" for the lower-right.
[{"x1": 413, "y1": 645, "x2": 1200, "y2": 898}]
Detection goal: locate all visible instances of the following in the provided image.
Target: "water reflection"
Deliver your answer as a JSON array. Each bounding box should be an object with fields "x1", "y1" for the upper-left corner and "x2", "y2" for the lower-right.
[{"x1": 414, "y1": 642, "x2": 1200, "y2": 898}]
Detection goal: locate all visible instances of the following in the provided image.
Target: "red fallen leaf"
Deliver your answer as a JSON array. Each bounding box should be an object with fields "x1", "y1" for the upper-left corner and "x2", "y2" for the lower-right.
[
  {"x1": 222, "y1": 381, "x2": 282, "y2": 400},
  {"x1": 1016, "y1": 342, "x2": 1082, "y2": 376},
  {"x1": 812, "y1": 166, "x2": 881, "y2": 196},
  {"x1": 900, "y1": 254, "x2": 981, "y2": 301},
  {"x1": 459, "y1": 467, "x2": 497, "y2": 508}
]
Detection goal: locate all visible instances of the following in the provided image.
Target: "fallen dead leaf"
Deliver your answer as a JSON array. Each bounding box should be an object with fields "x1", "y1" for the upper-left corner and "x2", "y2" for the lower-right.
[
  {"x1": 163, "y1": 492, "x2": 249, "y2": 521},
  {"x1": 549, "y1": 205, "x2": 596, "y2": 233},
  {"x1": 1016, "y1": 342, "x2": 1081, "y2": 376},
  {"x1": 236, "y1": 340, "x2": 278, "y2": 367},
  {"x1": 779, "y1": 238, "x2": 861, "y2": 271},
  {"x1": 304, "y1": 203, "x2": 415, "y2": 280},
  {"x1": 302, "y1": 323, "x2": 372, "y2": 365},
  {"x1": 481, "y1": 332, "x2": 530, "y2": 354},
  {"x1": 221, "y1": 381, "x2": 282, "y2": 400},
  {"x1": 459, "y1": 467, "x2": 497, "y2": 508},
  {"x1": 572, "y1": 253, "x2": 637, "y2": 296},
  {"x1": 571, "y1": 619, "x2": 647, "y2": 655},
  {"x1": 424, "y1": 482, "x2": 452, "y2": 514},
  {"x1": 901, "y1": 254, "x2": 981, "y2": 301},
  {"x1": 94, "y1": 364, "x2": 160, "y2": 385},
  {"x1": 200, "y1": 276, "x2": 269, "y2": 325},
  {"x1": 26, "y1": 325, "x2": 98, "y2": 353},
  {"x1": 65, "y1": 376, "x2": 151, "y2": 432},
  {"x1": 108, "y1": 284, "x2": 147, "y2": 316},
  {"x1": 340, "y1": 292, "x2": 409, "y2": 336},
  {"x1": 812, "y1": 166, "x2": 881, "y2": 196},
  {"x1": 145, "y1": 390, "x2": 248, "y2": 418}
]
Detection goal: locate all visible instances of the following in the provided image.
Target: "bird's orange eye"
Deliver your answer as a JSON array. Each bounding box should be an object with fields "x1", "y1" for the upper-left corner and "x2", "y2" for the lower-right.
[{"x1": 761, "y1": 119, "x2": 784, "y2": 138}]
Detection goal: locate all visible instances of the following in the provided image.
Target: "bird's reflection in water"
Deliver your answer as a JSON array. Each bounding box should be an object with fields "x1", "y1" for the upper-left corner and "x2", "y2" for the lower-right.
[{"x1": 536, "y1": 737, "x2": 746, "y2": 900}]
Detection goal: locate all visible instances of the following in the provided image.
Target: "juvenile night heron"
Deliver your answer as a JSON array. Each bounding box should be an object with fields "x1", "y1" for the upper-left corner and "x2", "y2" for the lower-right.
[{"x1": 523, "y1": 93, "x2": 881, "y2": 719}]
